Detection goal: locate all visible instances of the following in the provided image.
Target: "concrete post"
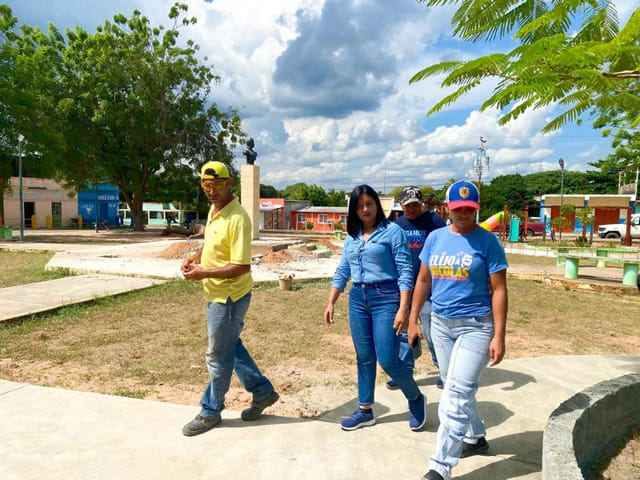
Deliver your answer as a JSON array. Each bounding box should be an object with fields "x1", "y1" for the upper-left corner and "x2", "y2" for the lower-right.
[{"x1": 240, "y1": 164, "x2": 260, "y2": 240}]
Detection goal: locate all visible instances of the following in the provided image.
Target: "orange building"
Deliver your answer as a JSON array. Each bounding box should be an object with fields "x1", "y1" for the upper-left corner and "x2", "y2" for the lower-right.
[{"x1": 291, "y1": 206, "x2": 348, "y2": 232}]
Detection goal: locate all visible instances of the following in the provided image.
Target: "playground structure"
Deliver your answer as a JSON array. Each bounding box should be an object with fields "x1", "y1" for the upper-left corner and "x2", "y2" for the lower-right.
[
  {"x1": 479, "y1": 207, "x2": 541, "y2": 242},
  {"x1": 479, "y1": 211, "x2": 504, "y2": 231}
]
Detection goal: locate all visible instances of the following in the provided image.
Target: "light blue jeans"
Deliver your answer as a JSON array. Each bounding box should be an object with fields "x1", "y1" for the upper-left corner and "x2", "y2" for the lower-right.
[
  {"x1": 419, "y1": 300, "x2": 438, "y2": 366},
  {"x1": 199, "y1": 293, "x2": 274, "y2": 418},
  {"x1": 429, "y1": 311, "x2": 494, "y2": 480},
  {"x1": 349, "y1": 282, "x2": 421, "y2": 405}
]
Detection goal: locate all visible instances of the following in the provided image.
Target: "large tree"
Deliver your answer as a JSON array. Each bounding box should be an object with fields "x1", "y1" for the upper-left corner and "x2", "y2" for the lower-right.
[
  {"x1": 0, "y1": 6, "x2": 62, "y2": 220},
  {"x1": 589, "y1": 112, "x2": 640, "y2": 191},
  {"x1": 411, "y1": 1, "x2": 640, "y2": 132},
  {"x1": 480, "y1": 174, "x2": 533, "y2": 219},
  {"x1": 325, "y1": 189, "x2": 349, "y2": 206},
  {"x1": 280, "y1": 183, "x2": 329, "y2": 206},
  {"x1": 2, "y1": 3, "x2": 243, "y2": 230}
]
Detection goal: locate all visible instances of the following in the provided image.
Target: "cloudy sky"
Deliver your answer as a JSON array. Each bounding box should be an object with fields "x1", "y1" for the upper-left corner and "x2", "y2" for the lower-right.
[{"x1": 7, "y1": 0, "x2": 637, "y2": 192}]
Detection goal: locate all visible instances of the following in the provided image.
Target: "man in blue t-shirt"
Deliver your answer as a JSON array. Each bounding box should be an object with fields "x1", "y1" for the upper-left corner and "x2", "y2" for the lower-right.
[{"x1": 387, "y1": 186, "x2": 446, "y2": 390}]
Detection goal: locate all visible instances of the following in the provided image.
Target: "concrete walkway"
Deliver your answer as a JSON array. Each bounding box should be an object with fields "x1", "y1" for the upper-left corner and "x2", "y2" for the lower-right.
[
  {"x1": 0, "y1": 274, "x2": 165, "y2": 322},
  {"x1": 0, "y1": 238, "x2": 340, "y2": 322},
  {"x1": 1, "y1": 355, "x2": 638, "y2": 480},
  {"x1": 1, "y1": 238, "x2": 639, "y2": 478}
]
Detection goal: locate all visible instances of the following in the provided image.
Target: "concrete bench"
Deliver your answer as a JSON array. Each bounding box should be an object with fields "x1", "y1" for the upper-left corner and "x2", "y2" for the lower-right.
[
  {"x1": 555, "y1": 247, "x2": 640, "y2": 267},
  {"x1": 563, "y1": 254, "x2": 640, "y2": 286}
]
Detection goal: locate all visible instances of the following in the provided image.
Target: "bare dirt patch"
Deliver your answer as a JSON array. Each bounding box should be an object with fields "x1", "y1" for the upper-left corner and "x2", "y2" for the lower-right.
[
  {"x1": 601, "y1": 428, "x2": 640, "y2": 480},
  {"x1": 156, "y1": 241, "x2": 201, "y2": 260},
  {"x1": 1, "y1": 251, "x2": 639, "y2": 422}
]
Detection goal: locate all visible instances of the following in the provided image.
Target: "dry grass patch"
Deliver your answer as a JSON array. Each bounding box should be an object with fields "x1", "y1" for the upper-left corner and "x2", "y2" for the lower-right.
[
  {"x1": 0, "y1": 251, "x2": 71, "y2": 287},
  {"x1": 507, "y1": 253, "x2": 556, "y2": 266},
  {"x1": 1, "y1": 276, "x2": 639, "y2": 419}
]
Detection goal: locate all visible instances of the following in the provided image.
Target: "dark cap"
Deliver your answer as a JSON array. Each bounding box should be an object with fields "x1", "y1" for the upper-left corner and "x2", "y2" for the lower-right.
[{"x1": 401, "y1": 186, "x2": 423, "y2": 206}]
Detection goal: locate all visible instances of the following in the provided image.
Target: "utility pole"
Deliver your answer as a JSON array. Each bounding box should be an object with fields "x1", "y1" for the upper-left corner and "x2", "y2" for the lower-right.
[
  {"x1": 17, "y1": 134, "x2": 24, "y2": 242},
  {"x1": 559, "y1": 158, "x2": 565, "y2": 240},
  {"x1": 474, "y1": 136, "x2": 490, "y2": 222}
]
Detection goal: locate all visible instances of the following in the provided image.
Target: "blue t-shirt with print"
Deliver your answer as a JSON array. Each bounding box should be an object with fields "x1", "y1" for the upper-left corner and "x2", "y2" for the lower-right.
[
  {"x1": 395, "y1": 211, "x2": 446, "y2": 281},
  {"x1": 419, "y1": 227, "x2": 508, "y2": 318}
]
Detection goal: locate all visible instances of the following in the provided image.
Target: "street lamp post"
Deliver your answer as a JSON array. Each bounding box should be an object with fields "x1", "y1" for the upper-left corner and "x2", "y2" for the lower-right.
[
  {"x1": 558, "y1": 157, "x2": 565, "y2": 240},
  {"x1": 17, "y1": 134, "x2": 25, "y2": 242}
]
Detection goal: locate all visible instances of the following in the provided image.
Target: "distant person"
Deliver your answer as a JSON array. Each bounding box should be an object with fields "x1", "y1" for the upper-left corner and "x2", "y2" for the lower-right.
[
  {"x1": 386, "y1": 186, "x2": 446, "y2": 391},
  {"x1": 181, "y1": 161, "x2": 278, "y2": 436},
  {"x1": 408, "y1": 180, "x2": 508, "y2": 480},
  {"x1": 324, "y1": 184, "x2": 427, "y2": 432}
]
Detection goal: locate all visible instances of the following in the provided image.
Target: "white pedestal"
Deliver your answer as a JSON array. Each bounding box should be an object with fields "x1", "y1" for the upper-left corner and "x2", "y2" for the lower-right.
[{"x1": 240, "y1": 164, "x2": 260, "y2": 240}]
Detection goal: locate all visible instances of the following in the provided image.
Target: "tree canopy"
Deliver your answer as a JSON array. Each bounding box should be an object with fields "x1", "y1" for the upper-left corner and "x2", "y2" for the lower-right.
[
  {"x1": 411, "y1": 1, "x2": 640, "y2": 132},
  {"x1": 280, "y1": 183, "x2": 330, "y2": 206},
  {"x1": 0, "y1": 3, "x2": 244, "y2": 229}
]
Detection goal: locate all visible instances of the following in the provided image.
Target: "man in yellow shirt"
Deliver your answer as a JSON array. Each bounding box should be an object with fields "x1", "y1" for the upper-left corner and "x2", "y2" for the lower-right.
[{"x1": 181, "y1": 161, "x2": 279, "y2": 436}]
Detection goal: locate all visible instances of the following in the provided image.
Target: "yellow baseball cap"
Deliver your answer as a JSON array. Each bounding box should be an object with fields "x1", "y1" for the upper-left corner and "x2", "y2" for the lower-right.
[{"x1": 200, "y1": 161, "x2": 230, "y2": 180}]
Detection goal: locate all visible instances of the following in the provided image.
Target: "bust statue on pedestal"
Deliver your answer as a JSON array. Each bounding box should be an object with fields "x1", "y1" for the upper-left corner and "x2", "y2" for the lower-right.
[{"x1": 243, "y1": 138, "x2": 257, "y2": 165}]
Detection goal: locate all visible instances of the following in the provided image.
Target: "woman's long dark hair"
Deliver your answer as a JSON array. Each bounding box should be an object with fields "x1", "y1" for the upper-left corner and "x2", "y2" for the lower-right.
[{"x1": 347, "y1": 184, "x2": 388, "y2": 238}]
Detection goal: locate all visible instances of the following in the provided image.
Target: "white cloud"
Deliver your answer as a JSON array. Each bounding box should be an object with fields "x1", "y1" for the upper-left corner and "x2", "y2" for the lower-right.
[{"x1": 5, "y1": 0, "x2": 611, "y2": 192}]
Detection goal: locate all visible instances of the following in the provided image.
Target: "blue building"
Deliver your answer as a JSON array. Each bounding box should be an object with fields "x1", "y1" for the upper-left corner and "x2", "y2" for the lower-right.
[{"x1": 77, "y1": 183, "x2": 120, "y2": 226}]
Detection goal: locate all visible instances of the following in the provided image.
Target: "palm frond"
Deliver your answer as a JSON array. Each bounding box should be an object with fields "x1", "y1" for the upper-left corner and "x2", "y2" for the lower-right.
[
  {"x1": 410, "y1": 61, "x2": 463, "y2": 83},
  {"x1": 615, "y1": 7, "x2": 640, "y2": 45},
  {"x1": 542, "y1": 102, "x2": 591, "y2": 133},
  {"x1": 426, "y1": 80, "x2": 481, "y2": 115}
]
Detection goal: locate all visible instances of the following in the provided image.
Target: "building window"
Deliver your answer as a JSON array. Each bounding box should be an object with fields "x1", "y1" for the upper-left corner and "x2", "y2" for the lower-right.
[
  {"x1": 319, "y1": 214, "x2": 329, "y2": 224},
  {"x1": 340, "y1": 215, "x2": 347, "y2": 224},
  {"x1": 297, "y1": 214, "x2": 306, "y2": 223}
]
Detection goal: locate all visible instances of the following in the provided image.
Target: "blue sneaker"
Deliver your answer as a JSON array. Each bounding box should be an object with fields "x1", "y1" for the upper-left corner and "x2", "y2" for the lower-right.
[
  {"x1": 409, "y1": 393, "x2": 427, "y2": 431},
  {"x1": 436, "y1": 377, "x2": 444, "y2": 389},
  {"x1": 341, "y1": 408, "x2": 375, "y2": 431}
]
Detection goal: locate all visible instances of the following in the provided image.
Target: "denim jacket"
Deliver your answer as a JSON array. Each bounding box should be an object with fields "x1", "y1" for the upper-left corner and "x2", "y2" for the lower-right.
[{"x1": 331, "y1": 221, "x2": 414, "y2": 292}]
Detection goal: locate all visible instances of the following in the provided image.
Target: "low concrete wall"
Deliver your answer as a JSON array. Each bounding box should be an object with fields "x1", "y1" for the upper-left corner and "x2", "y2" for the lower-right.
[{"x1": 542, "y1": 374, "x2": 640, "y2": 479}]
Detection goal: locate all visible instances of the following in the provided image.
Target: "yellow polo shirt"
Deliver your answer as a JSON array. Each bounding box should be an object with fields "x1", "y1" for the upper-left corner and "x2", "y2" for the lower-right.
[{"x1": 201, "y1": 198, "x2": 253, "y2": 303}]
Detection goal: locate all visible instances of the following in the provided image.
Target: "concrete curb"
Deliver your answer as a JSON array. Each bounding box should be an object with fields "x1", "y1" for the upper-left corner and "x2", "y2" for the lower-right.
[{"x1": 542, "y1": 373, "x2": 640, "y2": 479}]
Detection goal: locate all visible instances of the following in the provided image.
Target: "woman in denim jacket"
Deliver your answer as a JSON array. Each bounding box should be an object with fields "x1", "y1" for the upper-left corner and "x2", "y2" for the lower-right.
[{"x1": 324, "y1": 184, "x2": 427, "y2": 432}]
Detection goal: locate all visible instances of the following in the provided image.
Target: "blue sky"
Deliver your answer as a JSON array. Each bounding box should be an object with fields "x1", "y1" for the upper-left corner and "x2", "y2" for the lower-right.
[{"x1": 6, "y1": 0, "x2": 637, "y2": 192}]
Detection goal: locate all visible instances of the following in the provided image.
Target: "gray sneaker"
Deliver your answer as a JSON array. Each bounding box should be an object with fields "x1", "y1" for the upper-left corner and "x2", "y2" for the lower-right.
[
  {"x1": 182, "y1": 413, "x2": 221, "y2": 437},
  {"x1": 241, "y1": 391, "x2": 280, "y2": 421}
]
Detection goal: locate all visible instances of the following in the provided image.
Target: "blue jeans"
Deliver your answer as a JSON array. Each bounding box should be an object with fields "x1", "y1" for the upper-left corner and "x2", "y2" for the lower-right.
[
  {"x1": 396, "y1": 299, "x2": 436, "y2": 369},
  {"x1": 429, "y1": 312, "x2": 494, "y2": 480},
  {"x1": 349, "y1": 283, "x2": 421, "y2": 405},
  {"x1": 393, "y1": 301, "x2": 437, "y2": 375},
  {"x1": 199, "y1": 293, "x2": 274, "y2": 418}
]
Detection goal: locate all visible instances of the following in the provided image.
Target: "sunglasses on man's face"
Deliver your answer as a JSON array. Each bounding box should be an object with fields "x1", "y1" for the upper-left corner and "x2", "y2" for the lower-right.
[{"x1": 200, "y1": 178, "x2": 228, "y2": 193}]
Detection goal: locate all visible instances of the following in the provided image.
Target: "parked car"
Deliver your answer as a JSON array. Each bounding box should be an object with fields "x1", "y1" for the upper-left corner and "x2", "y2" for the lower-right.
[
  {"x1": 597, "y1": 214, "x2": 640, "y2": 240},
  {"x1": 491, "y1": 219, "x2": 545, "y2": 237}
]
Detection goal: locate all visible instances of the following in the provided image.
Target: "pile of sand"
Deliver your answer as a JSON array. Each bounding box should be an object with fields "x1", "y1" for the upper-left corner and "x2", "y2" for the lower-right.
[{"x1": 158, "y1": 239, "x2": 342, "y2": 264}]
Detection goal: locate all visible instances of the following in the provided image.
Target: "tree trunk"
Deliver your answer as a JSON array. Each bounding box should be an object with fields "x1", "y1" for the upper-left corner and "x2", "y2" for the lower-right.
[
  {"x1": 130, "y1": 198, "x2": 145, "y2": 232},
  {"x1": 0, "y1": 179, "x2": 5, "y2": 225}
]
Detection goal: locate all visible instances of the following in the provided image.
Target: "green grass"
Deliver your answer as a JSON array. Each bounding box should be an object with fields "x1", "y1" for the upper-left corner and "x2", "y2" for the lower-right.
[{"x1": 0, "y1": 251, "x2": 73, "y2": 288}]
